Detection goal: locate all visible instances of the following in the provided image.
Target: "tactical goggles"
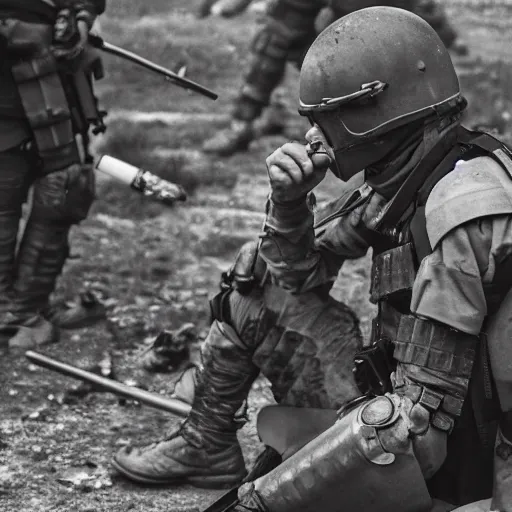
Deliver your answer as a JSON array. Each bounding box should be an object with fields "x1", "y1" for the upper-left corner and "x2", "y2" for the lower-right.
[
  {"x1": 299, "y1": 81, "x2": 463, "y2": 148},
  {"x1": 298, "y1": 80, "x2": 388, "y2": 114}
]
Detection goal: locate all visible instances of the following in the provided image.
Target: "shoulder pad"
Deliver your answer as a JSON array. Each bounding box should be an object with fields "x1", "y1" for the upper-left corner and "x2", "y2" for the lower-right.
[{"x1": 426, "y1": 155, "x2": 512, "y2": 248}]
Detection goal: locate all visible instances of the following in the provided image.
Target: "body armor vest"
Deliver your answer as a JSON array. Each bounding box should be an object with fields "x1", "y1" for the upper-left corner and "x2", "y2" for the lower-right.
[
  {"x1": 370, "y1": 127, "x2": 512, "y2": 344},
  {"x1": 367, "y1": 127, "x2": 512, "y2": 505}
]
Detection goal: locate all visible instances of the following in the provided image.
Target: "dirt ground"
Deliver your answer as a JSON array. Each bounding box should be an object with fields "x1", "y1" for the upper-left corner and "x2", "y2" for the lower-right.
[{"x1": 1, "y1": 1, "x2": 512, "y2": 511}]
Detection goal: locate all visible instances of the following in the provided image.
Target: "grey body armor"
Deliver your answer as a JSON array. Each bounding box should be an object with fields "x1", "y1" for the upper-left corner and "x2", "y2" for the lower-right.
[{"x1": 237, "y1": 127, "x2": 512, "y2": 512}]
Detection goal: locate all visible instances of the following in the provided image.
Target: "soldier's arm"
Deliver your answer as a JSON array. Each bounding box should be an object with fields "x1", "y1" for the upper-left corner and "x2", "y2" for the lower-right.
[
  {"x1": 411, "y1": 214, "x2": 512, "y2": 334},
  {"x1": 410, "y1": 154, "x2": 512, "y2": 336},
  {"x1": 259, "y1": 193, "x2": 373, "y2": 293}
]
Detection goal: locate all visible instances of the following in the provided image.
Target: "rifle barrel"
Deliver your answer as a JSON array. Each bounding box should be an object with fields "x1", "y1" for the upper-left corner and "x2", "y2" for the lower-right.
[
  {"x1": 96, "y1": 38, "x2": 218, "y2": 100},
  {"x1": 25, "y1": 350, "x2": 192, "y2": 418}
]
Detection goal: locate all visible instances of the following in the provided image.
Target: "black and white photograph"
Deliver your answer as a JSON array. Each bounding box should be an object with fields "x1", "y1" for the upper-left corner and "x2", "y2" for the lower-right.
[{"x1": 0, "y1": 1, "x2": 511, "y2": 511}]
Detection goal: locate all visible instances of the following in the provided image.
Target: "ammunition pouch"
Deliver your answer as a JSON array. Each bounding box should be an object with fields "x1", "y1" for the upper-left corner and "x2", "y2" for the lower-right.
[
  {"x1": 370, "y1": 242, "x2": 417, "y2": 305},
  {"x1": 0, "y1": 19, "x2": 53, "y2": 58},
  {"x1": 31, "y1": 163, "x2": 95, "y2": 224},
  {"x1": 11, "y1": 49, "x2": 80, "y2": 173}
]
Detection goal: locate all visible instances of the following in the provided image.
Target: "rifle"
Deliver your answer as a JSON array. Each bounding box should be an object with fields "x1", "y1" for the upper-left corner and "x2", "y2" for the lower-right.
[
  {"x1": 25, "y1": 350, "x2": 192, "y2": 418},
  {"x1": 88, "y1": 34, "x2": 218, "y2": 101}
]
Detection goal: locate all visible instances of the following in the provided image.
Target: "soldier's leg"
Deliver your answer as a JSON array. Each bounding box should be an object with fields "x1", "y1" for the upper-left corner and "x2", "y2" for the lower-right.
[
  {"x1": 403, "y1": 0, "x2": 464, "y2": 53},
  {"x1": 112, "y1": 316, "x2": 259, "y2": 487},
  {"x1": 203, "y1": 0, "x2": 320, "y2": 156},
  {"x1": 8, "y1": 163, "x2": 95, "y2": 348},
  {"x1": 0, "y1": 146, "x2": 33, "y2": 342},
  {"x1": 328, "y1": 1, "x2": 467, "y2": 55},
  {"x1": 232, "y1": 318, "x2": 480, "y2": 512},
  {"x1": 246, "y1": 284, "x2": 362, "y2": 409},
  {"x1": 113, "y1": 282, "x2": 362, "y2": 487}
]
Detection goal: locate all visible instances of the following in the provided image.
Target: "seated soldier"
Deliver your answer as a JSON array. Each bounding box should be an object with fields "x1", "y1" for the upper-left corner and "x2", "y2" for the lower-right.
[
  {"x1": 229, "y1": 6, "x2": 511, "y2": 511},
  {"x1": 111, "y1": 229, "x2": 364, "y2": 487}
]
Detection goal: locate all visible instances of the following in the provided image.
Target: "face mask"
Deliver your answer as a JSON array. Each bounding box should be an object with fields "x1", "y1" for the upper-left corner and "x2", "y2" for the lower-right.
[{"x1": 303, "y1": 110, "x2": 399, "y2": 181}]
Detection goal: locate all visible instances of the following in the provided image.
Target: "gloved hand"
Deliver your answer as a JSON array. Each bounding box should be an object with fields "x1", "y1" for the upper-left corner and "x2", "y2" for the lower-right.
[{"x1": 266, "y1": 141, "x2": 331, "y2": 204}]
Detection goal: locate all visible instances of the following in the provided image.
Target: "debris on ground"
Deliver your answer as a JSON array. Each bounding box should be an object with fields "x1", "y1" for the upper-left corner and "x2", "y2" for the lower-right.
[{"x1": 139, "y1": 323, "x2": 197, "y2": 373}]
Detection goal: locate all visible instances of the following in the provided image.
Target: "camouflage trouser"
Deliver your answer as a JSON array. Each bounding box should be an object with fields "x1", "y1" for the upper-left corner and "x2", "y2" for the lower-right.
[
  {"x1": 233, "y1": 0, "x2": 458, "y2": 122},
  {"x1": 233, "y1": 0, "x2": 321, "y2": 121},
  {"x1": 0, "y1": 145, "x2": 94, "y2": 321},
  {"x1": 219, "y1": 284, "x2": 363, "y2": 410}
]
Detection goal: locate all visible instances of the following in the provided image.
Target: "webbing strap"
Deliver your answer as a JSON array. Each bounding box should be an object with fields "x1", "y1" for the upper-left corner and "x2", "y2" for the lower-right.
[{"x1": 375, "y1": 127, "x2": 464, "y2": 231}]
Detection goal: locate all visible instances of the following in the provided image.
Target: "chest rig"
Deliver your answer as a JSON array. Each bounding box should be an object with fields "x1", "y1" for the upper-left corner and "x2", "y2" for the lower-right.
[
  {"x1": 349, "y1": 127, "x2": 512, "y2": 402},
  {"x1": 371, "y1": 127, "x2": 512, "y2": 331}
]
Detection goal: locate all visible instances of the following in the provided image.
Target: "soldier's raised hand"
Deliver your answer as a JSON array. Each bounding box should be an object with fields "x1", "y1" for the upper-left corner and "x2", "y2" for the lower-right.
[{"x1": 266, "y1": 142, "x2": 330, "y2": 204}]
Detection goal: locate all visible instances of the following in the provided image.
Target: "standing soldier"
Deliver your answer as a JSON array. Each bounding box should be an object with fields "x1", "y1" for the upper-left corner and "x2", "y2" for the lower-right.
[
  {"x1": 230, "y1": 7, "x2": 512, "y2": 510},
  {"x1": 0, "y1": 0, "x2": 106, "y2": 348},
  {"x1": 202, "y1": 0, "x2": 467, "y2": 157}
]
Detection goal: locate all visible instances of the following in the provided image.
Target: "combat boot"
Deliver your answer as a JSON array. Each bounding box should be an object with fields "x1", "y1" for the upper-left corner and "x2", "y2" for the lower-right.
[
  {"x1": 6, "y1": 313, "x2": 59, "y2": 348},
  {"x1": 44, "y1": 291, "x2": 106, "y2": 330},
  {"x1": 112, "y1": 320, "x2": 259, "y2": 488},
  {"x1": 202, "y1": 119, "x2": 254, "y2": 156},
  {"x1": 170, "y1": 365, "x2": 248, "y2": 426}
]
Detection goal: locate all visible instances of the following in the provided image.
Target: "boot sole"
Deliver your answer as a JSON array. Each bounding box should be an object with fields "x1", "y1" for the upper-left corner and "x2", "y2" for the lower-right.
[{"x1": 111, "y1": 457, "x2": 246, "y2": 489}]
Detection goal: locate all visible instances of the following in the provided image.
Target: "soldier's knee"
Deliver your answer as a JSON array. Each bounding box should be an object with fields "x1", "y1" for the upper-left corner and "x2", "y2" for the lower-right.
[{"x1": 31, "y1": 164, "x2": 95, "y2": 224}]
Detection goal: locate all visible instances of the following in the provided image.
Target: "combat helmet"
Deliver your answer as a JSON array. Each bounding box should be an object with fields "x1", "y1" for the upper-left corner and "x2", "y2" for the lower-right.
[{"x1": 298, "y1": 6, "x2": 466, "y2": 181}]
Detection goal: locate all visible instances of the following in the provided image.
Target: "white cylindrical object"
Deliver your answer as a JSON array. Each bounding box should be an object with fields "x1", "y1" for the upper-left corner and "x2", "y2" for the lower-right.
[{"x1": 95, "y1": 155, "x2": 139, "y2": 186}]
